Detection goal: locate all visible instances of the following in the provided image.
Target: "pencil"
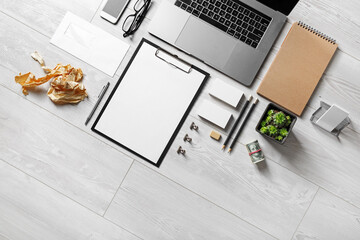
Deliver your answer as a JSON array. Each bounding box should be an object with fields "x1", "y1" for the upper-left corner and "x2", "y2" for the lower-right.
[
  {"x1": 222, "y1": 95, "x2": 253, "y2": 150},
  {"x1": 228, "y1": 98, "x2": 259, "y2": 153}
]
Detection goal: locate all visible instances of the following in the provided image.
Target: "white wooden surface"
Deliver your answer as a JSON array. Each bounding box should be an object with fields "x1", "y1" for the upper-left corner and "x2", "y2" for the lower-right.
[{"x1": 1, "y1": 0, "x2": 360, "y2": 239}]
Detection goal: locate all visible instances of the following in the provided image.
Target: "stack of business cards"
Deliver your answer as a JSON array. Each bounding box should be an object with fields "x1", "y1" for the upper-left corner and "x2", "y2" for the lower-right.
[
  {"x1": 209, "y1": 78, "x2": 244, "y2": 108},
  {"x1": 197, "y1": 100, "x2": 232, "y2": 129}
]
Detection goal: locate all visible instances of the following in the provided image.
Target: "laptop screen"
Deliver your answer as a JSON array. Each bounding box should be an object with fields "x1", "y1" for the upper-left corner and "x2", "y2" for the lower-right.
[{"x1": 256, "y1": 0, "x2": 299, "y2": 16}]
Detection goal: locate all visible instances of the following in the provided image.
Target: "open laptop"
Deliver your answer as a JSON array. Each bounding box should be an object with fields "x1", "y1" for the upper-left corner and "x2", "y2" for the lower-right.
[{"x1": 149, "y1": 0, "x2": 298, "y2": 86}]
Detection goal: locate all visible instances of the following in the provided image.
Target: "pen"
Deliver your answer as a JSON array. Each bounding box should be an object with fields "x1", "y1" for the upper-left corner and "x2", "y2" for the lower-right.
[
  {"x1": 222, "y1": 95, "x2": 253, "y2": 150},
  {"x1": 85, "y1": 82, "x2": 110, "y2": 126},
  {"x1": 228, "y1": 98, "x2": 259, "y2": 153}
]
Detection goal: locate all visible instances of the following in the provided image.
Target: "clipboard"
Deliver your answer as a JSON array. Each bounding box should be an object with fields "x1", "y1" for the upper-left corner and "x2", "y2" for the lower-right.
[{"x1": 92, "y1": 39, "x2": 209, "y2": 167}]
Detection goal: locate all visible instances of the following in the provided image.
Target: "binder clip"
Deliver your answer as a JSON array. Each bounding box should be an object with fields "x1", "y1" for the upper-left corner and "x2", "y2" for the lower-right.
[
  {"x1": 183, "y1": 134, "x2": 192, "y2": 143},
  {"x1": 177, "y1": 146, "x2": 186, "y2": 155},
  {"x1": 190, "y1": 122, "x2": 199, "y2": 131}
]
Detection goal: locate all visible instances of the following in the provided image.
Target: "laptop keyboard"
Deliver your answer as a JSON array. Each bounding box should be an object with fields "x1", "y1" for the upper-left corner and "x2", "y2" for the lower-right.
[{"x1": 174, "y1": 0, "x2": 272, "y2": 48}]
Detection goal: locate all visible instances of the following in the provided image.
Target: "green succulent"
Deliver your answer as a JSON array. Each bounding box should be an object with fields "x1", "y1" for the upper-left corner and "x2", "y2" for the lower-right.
[
  {"x1": 275, "y1": 135, "x2": 283, "y2": 141},
  {"x1": 265, "y1": 116, "x2": 272, "y2": 124},
  {"x1": 260, "y1": 126, "x2": 268, "y2": 134},
  {"x1": 261, "y1": 121, "x2": 267, "y2": 127},
  {"x1": 259, "y1": 108, "x2": 292, "y2": 142},
  {"x1": 267, "y1": 125, "x2": 278, "y2": 136},
  {"x1": 267, "y1": 109, "x2": 275, "y2": 116},
  {"x1": 274, "y1": 112, "x2": 286, "y2": 127},
  {"x1": 279, "y1": 128, "x2": 288, "y2": 137},
  {"x1": 285, "y1": 115, "x2": 292, "y2": 127}
]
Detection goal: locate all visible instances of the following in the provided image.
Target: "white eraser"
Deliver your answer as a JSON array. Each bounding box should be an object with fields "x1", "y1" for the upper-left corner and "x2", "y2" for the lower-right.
[
  {"x1": 209, "y1": 78, "x2": 244, "y2": 107},
  {"x1": 197, "y1": 100, "x2": 232, "y2": 129},
  {"x1": 316, "y1": 104, "x2": 349, "y2": 131}
]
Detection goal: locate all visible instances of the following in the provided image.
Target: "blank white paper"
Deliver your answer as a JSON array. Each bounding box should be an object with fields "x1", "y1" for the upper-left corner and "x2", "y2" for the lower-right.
[
  {"x1": 94, "y1": 42, "x2": 206, "y2": 164},
  {"x1": 51, "y1": 12, "x2": 129, "y2": 76}
]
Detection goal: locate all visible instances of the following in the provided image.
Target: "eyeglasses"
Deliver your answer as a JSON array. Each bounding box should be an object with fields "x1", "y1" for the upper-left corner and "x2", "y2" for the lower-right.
[{"x1": 122, "y1": 0, "x2": 151, "y2": 38}]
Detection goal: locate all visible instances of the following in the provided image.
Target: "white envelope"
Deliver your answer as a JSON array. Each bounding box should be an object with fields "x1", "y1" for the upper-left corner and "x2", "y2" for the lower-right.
[{"x1": 51, "y1": 12, "x2": 129, "y2": 77}]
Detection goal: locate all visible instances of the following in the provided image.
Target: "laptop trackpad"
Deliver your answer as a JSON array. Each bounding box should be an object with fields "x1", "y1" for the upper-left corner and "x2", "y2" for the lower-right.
[{"x1": 175, "y1": 16, "x2": 237, "y2": 69}]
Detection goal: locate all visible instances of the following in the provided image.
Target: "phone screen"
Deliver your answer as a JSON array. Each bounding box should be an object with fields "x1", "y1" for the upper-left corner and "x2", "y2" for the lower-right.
[{"x1": 103, "y1": 0, "x2": 128, "y2": 18}]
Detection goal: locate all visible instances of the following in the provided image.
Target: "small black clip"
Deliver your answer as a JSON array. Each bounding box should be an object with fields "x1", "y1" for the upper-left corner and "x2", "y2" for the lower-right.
[
  {"x1": 177, "y1": 146, "x2": 186, "y2": 155},
  {"x1": 183, "y1": 134, "x2": 192, "y2": 143}
]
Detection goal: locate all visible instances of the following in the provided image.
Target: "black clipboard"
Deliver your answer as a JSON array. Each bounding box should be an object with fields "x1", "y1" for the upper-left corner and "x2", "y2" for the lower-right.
[{"x1": 91, "y1": 38, "x2": 209, "y2": 167}]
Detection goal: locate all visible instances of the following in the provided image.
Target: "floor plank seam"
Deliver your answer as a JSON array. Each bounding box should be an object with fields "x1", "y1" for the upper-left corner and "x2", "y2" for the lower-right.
[
  {"x1": 319, "y1": 187, "x2": 360, "y2": 211},
  {"x1": 0, "y1": 83, "x2": 139, "y2": 163},
  {"x1": 0, "y1": 157, "x2": 144, "y2": 240},
  {"x1": 134, "y1": 160, "x2": 281, "y2": 240},
  {"x1": 0, "y1": 157, "x2": 102, "y2": 216},
  {"x1": 90, "y1": 0, "x2": 104, "y2": 22},
  {"x1": 261, "y1": 156, "x2": 360, "y2": 211},
  {"x1": 290, "y1": 187, "x2": 320, "y2": 240},
  {"x1": 0, "y1": 10, "x2": 50, "y2": 38},
  {"x1": 103, "y1": 160, "x2": 135, "y2": 217}
]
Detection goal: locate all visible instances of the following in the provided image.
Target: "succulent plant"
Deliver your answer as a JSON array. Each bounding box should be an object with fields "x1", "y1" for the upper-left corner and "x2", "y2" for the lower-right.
[
  {"x1": 267, "y1": 125, "x2": 278, "y2": 136},
  {"x1": 274, "y1": 112, "x2": 286, "y2": 127},
  {"x1": 260, "y1": 126, "x2": 268, "y2": 134},
  {"x1": 275, "y1": 135, "x2": 283, "y2": 141},
  {"x1": 279, "y1": 128, "x2": 288, "y2": 137},
  {"x1": 265, "y1": 116, "x2": 272, "y2": 124},
  {"x1": 259, "y1": 108, "x2": 293, "y2": 143},
  {"x1": 285, "y1": 115, "x2": 292, "y2": 127},
  {"x1": 261, "y1": 121, "x2": 267, "y2": 127},
  {"x1": 267, "y1": 109, "x2": 275, "y2": 116}
]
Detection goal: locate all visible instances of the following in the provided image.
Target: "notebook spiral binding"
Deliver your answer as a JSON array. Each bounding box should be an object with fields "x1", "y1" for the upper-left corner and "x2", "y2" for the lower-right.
[{"x1": 298, "y1": 21, "x2": 336, "y2": 44}]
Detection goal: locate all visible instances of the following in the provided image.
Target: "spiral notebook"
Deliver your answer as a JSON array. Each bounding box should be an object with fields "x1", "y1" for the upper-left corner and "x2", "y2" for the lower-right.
[
  {"x1": 257, "y1": 22, "x2": 338, "y2": 116},
  {"x1": 92, "y1": 39, "x2": 209, "y2": 167}
]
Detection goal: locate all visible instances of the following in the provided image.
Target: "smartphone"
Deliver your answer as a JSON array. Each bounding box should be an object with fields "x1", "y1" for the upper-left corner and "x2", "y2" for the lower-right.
[{"x1": 100, "y1": 0, "x2": 130, "y2": 24}]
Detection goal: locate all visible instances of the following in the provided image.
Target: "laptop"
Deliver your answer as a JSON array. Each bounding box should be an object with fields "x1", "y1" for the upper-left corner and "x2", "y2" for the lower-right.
[{"x1": 148, "y1": 0, "x2": 298, "y2": 86}]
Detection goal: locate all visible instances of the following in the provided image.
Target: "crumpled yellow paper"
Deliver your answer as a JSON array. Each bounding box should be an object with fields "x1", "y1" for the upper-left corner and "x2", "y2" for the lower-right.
[{"x1": 14, "y1": 51, "x2": 88, "y2": 104}]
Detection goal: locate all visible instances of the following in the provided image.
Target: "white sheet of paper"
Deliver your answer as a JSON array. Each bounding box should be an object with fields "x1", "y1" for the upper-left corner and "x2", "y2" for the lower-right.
[
  {"x1": 209, "y1": 78, "x2": 244, "y2": 107},
  {"x1": 316, "y1": 104, "x2": 349, "y2": 131},
  {"x1": 197, "y1": 100, "x2": 232, "y2": 129},
  {"x1": 50, "y1": 12, "x2": 129, "y2": 76},
  {"x1": 93, "y1": 41, "x2": 206, "y2": 164}
]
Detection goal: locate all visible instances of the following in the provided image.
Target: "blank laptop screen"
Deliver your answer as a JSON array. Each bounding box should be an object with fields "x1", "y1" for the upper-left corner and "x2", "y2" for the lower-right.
[{"x1": 256, "y1": 0, "x2": 299, "y2": 15}]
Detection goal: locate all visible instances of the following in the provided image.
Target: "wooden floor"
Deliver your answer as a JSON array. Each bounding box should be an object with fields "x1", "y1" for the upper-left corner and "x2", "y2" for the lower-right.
[{"x1": 1, "y1": 0, "x2": 360, "y2": 239}]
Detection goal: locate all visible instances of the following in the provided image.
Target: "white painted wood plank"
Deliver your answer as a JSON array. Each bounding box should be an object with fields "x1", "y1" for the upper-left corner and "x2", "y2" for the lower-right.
[
  {"x1": 293, "y1": 189, "x2": 360, "y2": 240},
  {"x1": 0, "y1": 85, "x2": 133, "y2": 215},
  {"x1": 0, "y1": 160, "x2": 140, "y2": 240},
  {"x1": 289, "y1": 0, "x2": 360, "y2": 60},
  {"x1": 105, "y1": 162, "x2": 276, "y2": 240},
  {"x1": 146, "y1": 115, "x2": 318, "y2": 240},
  {"x1": 0, "y1": 0, "x2": 103, "y2": 37}
]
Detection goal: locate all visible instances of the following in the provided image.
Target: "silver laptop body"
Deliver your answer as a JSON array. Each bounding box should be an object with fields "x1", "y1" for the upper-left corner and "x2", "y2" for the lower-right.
[{"x1": 148, "y1": 0, "x2": 286, "y2": 86}]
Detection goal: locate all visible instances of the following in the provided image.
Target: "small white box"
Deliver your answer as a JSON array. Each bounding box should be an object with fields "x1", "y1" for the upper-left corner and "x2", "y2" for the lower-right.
[
  {"x1": 209, "y1": 78, "x2": 244, "y2": 107},
  {"x1": 197, "y1": 100, "x2": 232, "y2": 129}
]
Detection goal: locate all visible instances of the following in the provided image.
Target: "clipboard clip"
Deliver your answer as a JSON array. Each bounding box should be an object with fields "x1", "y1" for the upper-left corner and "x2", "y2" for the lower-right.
[{"x1": 155, "y1": 49, "x2": 192, "y2": 73}]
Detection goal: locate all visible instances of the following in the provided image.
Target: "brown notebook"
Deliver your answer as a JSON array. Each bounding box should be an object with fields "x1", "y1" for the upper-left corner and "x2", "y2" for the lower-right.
[{"x1": 257, "y1": 22, "x2": 338, "y2": 116}]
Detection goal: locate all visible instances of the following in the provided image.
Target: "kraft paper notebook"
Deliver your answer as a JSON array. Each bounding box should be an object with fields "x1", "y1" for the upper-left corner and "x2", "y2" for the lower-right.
[
  {"x1": 92, "y1": 39, "x2": 209, "y2": 167},
  {"x1": 257, "y1": 22, "x2": 338, "y2": 116}
]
